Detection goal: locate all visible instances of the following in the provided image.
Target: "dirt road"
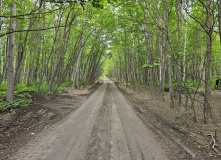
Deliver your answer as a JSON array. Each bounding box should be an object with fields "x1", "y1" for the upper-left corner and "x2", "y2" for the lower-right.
[{"x1": 11, "y1": 78, "x2": 169, "y2": 160}]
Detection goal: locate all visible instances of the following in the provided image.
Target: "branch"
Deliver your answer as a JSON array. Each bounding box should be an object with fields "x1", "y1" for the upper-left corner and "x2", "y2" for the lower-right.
[
  {"x1": 43, "y1": 0, "x2": 90, "y2": 3},
  {"x1": 0, "y1": 7, "x2": 66, "y2": 18},
  {"x1": 0, "y1": 25, "x2": 67, "y2": 37},
  {"x1": 204, "y1": 134, "x2": 217, "y2": 152}
]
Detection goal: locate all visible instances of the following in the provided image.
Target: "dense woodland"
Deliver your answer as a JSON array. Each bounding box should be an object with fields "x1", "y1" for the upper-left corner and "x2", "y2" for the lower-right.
[{"x1": 0, "y1": 0, "x2": 221, "y2": 124}]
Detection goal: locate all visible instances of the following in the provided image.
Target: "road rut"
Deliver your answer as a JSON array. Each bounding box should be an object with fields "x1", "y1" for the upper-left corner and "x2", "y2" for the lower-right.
[{"x1": 11, "y1": 79, "x2": 168, "y2": 160}]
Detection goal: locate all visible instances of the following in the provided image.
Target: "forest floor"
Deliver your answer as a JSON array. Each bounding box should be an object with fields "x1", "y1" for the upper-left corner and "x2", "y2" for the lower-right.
[{"x1": 0, "y1": 79, "x2": 220, "y2": 160}]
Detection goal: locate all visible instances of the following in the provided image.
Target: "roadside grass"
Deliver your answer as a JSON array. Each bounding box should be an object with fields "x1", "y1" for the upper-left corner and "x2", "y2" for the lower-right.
[{"x1": 0, "y1": 81, "x2": 69, "y2": 113}]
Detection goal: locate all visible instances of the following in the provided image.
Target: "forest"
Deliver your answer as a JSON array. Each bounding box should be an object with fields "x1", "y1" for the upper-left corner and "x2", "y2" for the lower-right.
[{"x1": 0, "y1": 0, "x2": 221, "y2": 126}]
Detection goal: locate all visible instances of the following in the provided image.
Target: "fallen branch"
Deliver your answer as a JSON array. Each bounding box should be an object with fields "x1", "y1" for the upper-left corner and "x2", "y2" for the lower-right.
[
  {"x1": 204, "y1": 134, "x2": 217, "y2": 152},
  {"x1": 25, "y1": 121, "x2": 47, "y2": 131}
]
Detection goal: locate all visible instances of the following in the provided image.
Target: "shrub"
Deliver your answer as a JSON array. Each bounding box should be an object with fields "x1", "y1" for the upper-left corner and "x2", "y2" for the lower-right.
[
  {"x1": 55, "y1": 85, "x2": 69, "y2": 94},
  {"x1": 39, "y1": 81, "x2": 49, "y2": 93},
  {"x1": 15, "y1": 83, "x2": 27, "y2": 92},
  {"x1": 98, "y1": 76, "x2": 103, "y2": 81},
  {"x1": 81, "y1": 79, "x2": 86, "y2": 85},
  {"x1": 0, "y1": 82, "x2": 7, "y2": 92},
  {"x1": 164, "y1": 82, "x2": 169, "y2": 92}
]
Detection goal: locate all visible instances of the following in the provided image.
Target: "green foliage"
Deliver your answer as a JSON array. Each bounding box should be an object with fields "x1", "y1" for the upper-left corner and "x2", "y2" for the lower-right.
[
  {"x1": 0, "y1": 93, "x2": 32, "y2": 112},
  {"x1": 98, "y1": 76, "x2": 103, "y2": 81},
  {"x1": 177, "y1": 52, "x2": 184, "y2": 57},
  {"x1": 211, "y1": 78, "x2": 220, "y2": 89},
  {"x1": 14, "y1": 83, "x2": 27, "y2": 92},
  {"x1": 55, "y1": 85, "x2": 69, "y2": 94},
  {"x1": 39, "y1": 82, "x2": 49, "y2": 93},
  {"x1": 153, "y1": 63, "x2": 160, "y2": 67},
  {"x1": 188, "y1": 80, "x2": 204, "y2": 88},
  {"x1": 142, "y1": 64, "x2": 153, "y2": 69},
  {"x1": 81, "y1": 79, "x2": 86, "y2": 85},
  {"x1": 164, "y1": 82, "x2": 169, "y2": 92},
  {"x1": 0, "y1": 82, "x2": 7, "y2": 92}
]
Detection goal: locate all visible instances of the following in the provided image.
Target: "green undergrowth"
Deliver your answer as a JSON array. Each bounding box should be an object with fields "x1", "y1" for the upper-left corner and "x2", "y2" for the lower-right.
[
  {"x1": 54, "y1": 84, "x2": 69, "y2": 94},
  {"x1": 0, "y1": 81, "x2": 69, "y2": 94},
  {"x1": 98, "y1": 76, "x2": 103, "y2": 81},
  {"x1": 0, "y1": 81, "x2": 69, "y2": 113},
  {"x1": 96, "y1": 76, "x2": 103, "y2": 82},
  {"x1": 0, "y1": 92, "x2": 32, "y2": 113}
]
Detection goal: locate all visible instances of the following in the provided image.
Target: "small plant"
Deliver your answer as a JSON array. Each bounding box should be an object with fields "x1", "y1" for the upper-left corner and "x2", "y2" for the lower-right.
[
  {"x1": 81, "y1": 79, "x2": 86, "y2": 85},
  {"x1": 55, "y1": 85, "x2": 69, "y2": 94},
  {"x1": 15, "y1": 83, "x2": 27, "y2": 92},
  {"x1": 10, "y1": 109, "x2": 16, "y2": 115},
  {"x1": 164, "y1": 82, "x2": 169, "y2": 92},
  {"x1": 39, "y1": 81, "x2": 49, "y2": 93},
  {"x1": 0, "y1": 93, "x2": 32, "y2": 112},
  {"x1": 38, "y1": 108, "x2": 44, "y2": 113}
]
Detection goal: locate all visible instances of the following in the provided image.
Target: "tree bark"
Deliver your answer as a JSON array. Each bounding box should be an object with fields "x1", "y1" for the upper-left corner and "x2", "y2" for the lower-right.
[
  {"x1": 0, "y1": 0, "x2": 2, "y2": 77},
  {"x1": 165, "y1": 0, "x2": 174, "y2": 108},
  {"x1": 218, "y1": 0, "x2": 221, "y2": 44},
  {"x1": 6, "y1": 3, "x2": 16, "y2": 102},
  {"x1": 73, "y1": 21, "x2": 85, "y2": 88},
  {"x1": 204, "y1": 0, "x2": 213, "y2": 123},
  {"x1": 175, "y1": 0, "x2": 182, "y2": 106},
  {"x1": 183, "y1": 18, "x2": 187, "y2": 82}
]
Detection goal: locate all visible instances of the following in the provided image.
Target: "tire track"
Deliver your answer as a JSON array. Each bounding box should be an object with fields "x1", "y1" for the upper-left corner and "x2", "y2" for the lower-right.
[
  {"x1": 112, "y1": 84, "x2": 169, "y2": 160},
  {"x1": 110, "y1": 84, "x2": 131, "y2": 160},
  {"x1": 12, "y1": 83, "x2": 107, "y2": 160},
  {"x1": 84, "y1": 83, "x2": 111, "y2": 160}
]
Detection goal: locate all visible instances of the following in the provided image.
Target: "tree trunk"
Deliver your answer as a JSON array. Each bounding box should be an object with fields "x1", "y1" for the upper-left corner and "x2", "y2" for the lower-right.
[
  {"x1": 124, "y1": 31, "x2": 128, "y2": 87},
  {"x1": 204, "y1": 0, "x2": 213, "y2": 123},
  {"x1": 165, "y1": 0, "x2": 174, "y2": 108},
  {"x1": 218, "y1": 0, "x2": 221, "y2": 44},
  {"x1": 175, "y1": 0, "x2": 182, "y2": 106},
  {"x1": 0, "y1": 38, "x2": 8, "y2": 84},
  {"x1": 183, "y1": 18, "x2": 187, "y2": 82},
  {"x1": 0, "y1": 0, "x2": 2, "y2": 77},
  {"x1": 6, "y1": 3, "x2": 16, "y2": 102},
  {"x1": 73, "y1": 22, "x2": 85, "y2": 88}
]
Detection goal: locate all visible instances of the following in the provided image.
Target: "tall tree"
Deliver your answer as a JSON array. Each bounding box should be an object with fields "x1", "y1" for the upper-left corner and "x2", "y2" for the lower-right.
[
  {"x1": 6, "y1": 2, "x2": 16, "y2": 102},
  {"x1": 204, "y1": 0, "x2": 213, "y2": 123}
]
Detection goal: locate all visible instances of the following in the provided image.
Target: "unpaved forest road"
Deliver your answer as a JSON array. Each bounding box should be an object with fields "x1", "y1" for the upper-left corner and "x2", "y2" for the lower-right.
[{"x1": 12, "y1": 78, "x2": 168, "y2": 160}]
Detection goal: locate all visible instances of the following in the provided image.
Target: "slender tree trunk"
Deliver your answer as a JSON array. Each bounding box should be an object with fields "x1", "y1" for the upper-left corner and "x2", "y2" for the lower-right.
[
  {"x1": 73, "y1": 21, "x2": 86, "y2": 88},
  {"x1": 218, "y1": 0, "x2": 221, "y2": 44},
  {"x1": 124, "y1": 31, "x2": 128, "y2": 87},
  {"x1": 160, "y1": 35, "x2": 166, "y2": 101},
  {"x1": 175, "y1": 0, "x2": 182, "y2": 106},
  {"x1": 165, "y1": 0, "x2": 174, "y2": 108},
  {"x1": 0, "y1": 41, "x2": 3, "y2": 76},
  {"x1": 183, "y1": 18, "x2": 187, "y2": 82},
  {"x1": 0, "y1": 0, "x2": 2, "y2": 77},
  {"x1": 0, "y1": 38, "x2": 8, "y2": 83},
  {"x1": 204, "y1": 0, "x2": 213, "y2": 123},
  {"x1": 22, "y1": 50, "x2": 28, "y2": 84},
  {"x1": 6, "y1": 3, "x2": 16, "y2": 102}
]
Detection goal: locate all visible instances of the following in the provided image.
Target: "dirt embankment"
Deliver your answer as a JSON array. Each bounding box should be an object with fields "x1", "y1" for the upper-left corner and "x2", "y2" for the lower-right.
[
  {"x1": 117, "y1": 83, "x2": 221, "y2": 160},
  {"x1": 0, "y1": 83, "x2": 100, "y2": 160}
]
